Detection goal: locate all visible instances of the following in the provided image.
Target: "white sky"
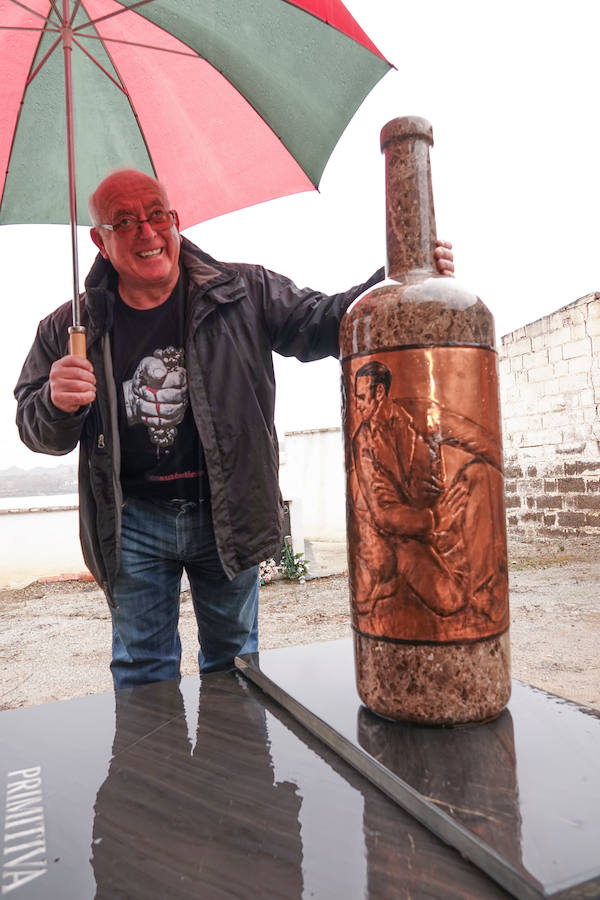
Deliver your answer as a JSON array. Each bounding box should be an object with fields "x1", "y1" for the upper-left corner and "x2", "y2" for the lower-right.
[{"x1": 2, "y1": 0, "x2": 599, "y2": 470}]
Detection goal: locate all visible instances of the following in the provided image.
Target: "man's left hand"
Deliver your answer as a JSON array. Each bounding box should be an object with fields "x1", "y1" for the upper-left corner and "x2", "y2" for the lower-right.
[{"x1": 434, "y1": 240, "x2": 454, "y2": 276}]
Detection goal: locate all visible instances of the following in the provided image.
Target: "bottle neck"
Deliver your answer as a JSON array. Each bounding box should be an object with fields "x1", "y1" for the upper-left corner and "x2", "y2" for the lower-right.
[{"x1": 384, "y1": 136, "x2": 437, "y2": 280}]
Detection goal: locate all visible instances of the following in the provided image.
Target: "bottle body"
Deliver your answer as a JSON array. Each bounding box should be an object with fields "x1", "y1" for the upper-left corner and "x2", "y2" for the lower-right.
[{"x1": 340, "y1": 118, "x2": 510, "y2": 724}]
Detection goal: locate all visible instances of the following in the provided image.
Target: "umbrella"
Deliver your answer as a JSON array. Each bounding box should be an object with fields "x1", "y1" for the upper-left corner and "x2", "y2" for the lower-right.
[{"x1": 0, "y1": 0, "x2": 391, "y2": 355}]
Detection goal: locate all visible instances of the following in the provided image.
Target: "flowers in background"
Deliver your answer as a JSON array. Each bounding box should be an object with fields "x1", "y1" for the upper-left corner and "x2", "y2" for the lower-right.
[
  {"x1": 259, "y1": 539, "x2": 310, "y2": 586},
  {"x1": 279, "y1": 536, "x2": 309, "y2": 583},
  {"x1": 259, "y1": 558, "x2": 279, "y2": 585}
]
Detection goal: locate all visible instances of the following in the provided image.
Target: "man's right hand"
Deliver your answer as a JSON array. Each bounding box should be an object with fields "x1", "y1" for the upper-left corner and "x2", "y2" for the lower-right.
[{"x1": 50, "y1": 355, "x2": 96, "y2": 413}]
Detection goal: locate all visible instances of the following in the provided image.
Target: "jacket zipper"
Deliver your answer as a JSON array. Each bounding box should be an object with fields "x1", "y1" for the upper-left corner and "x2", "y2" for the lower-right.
[{"x1": 89, "y1": 399, "x2": 106, "y2": 453}]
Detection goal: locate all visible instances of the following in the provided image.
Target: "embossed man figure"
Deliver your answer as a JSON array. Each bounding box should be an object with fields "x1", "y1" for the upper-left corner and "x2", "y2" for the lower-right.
[
  {"x1": 350, "y1": 360, "x2": 505, "y2": 628},
  {"x1": 15, "y1": 169, "x2": 454, "y2": 688}
]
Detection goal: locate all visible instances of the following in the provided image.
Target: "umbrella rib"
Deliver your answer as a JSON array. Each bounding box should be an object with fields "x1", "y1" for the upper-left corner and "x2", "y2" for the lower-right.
[
  {"x1": 7, "y1": 0, "x2": 62, "y2": 26},
  {"x1": 48, "y1": 0, "x2": 64, "y2": 25},
  {"x1": 26, "y1": 34, "x2": 61, "y2": 86},
  {"x1": 72, "y1": 0, "x2": 156, "y2": 34},
  {"x1": 76, "y1": 5, "x2": 315, "y2": 188},
  {"x1": 74, "y1": 32, "x2": 199, "y2": 58},
  {"x1": 71, "y1": 35, "x2": 128, "y2": 93},
  {"x1": 68, "y1": 0, "x2": 83, "y2": 27},
  {"x1": 75, "y1": 9, "x2": 160, "y2": 182},
  {"x1": 1, "y1": 2, "x2": 60, "y2": 214},
  {"x1": 73, "y1": 1, "x2": 208, "y2": 67},
  {"x1": 0, "y1": 25, "x2": 60, "y2": 32}
]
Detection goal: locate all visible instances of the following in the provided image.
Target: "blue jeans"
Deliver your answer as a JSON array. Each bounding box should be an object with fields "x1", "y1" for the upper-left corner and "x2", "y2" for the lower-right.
[{"x1": 110, "y1": 497, "x2": 259, "y2": 689}]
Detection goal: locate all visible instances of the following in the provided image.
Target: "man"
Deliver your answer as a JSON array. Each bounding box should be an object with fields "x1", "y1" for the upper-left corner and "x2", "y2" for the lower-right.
[
  {"x1": 349, "y1": 360, "x2": 506, "y2": 629},
  {"x1": 15, "y1": 169, "x2": 454, "y2": 689}
]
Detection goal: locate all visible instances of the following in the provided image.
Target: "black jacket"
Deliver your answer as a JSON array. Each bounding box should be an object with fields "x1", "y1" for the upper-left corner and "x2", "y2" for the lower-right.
[{"x1": 15, "y1": 237, "x2": 383, "y2": 600}]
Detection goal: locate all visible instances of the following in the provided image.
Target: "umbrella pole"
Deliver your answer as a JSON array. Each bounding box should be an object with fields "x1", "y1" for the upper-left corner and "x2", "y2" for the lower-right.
[{"x1": 62, "y1": 3, "x2": 87, "y2": 359}]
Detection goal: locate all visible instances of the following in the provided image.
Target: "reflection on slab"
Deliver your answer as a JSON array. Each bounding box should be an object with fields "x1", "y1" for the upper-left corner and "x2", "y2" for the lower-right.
[
  {"x1": 1, "y1": 669, "x2": 509, "y2": 898},
  {"x1": 236, "y1": 639, "x2": 600, "y2": 900}
]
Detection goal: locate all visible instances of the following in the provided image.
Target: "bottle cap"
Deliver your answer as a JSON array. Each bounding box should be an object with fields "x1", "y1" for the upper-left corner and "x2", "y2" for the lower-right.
[{"x1": 380, "y1": 116, "x2": 433, "y2": 151}]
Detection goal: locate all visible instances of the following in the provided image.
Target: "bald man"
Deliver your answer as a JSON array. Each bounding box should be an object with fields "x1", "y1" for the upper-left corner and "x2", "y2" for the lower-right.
[{"x1": 15, "y1": 169, "x2": 454, "y2": 689}]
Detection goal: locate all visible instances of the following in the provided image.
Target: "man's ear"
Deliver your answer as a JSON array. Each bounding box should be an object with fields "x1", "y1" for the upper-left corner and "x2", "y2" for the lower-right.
[
  {"x1": 375, "y1": 383, "x2": 386, "y2": 402},
  {"x1": 90, "y1": 227, "x2": 108, "y2": 259},
  {"x1": 171, "y1": 209, "x2": 181, "y2": 240}
]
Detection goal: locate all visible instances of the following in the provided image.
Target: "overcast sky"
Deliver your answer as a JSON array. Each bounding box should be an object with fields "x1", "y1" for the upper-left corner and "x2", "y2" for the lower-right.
[{"x1": 1, "y1": 0, "x2": 599, "y2": 470}]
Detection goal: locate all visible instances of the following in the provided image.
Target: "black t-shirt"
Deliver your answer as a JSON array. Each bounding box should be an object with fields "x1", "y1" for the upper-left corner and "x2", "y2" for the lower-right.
[{"x1": 110, "y1": 274, "x2": 208, "y2": 501}]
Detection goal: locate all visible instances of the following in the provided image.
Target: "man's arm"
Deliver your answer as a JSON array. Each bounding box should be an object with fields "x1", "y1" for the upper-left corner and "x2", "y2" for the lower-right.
[
  {"x1": 258, "y1": 266, "x2": 385, "y2": 362},
  {"x1": 257, "y1": 241, "x2": 454, "y2": 362},
  {"x1": 14, "y1": 307, "x2": 94, "y2": 455}
]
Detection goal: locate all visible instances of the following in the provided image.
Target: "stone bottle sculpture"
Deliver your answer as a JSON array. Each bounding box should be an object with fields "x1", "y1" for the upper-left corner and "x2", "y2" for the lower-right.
[{"x1": 339, "y1": 116, "x2": 510, "y2": 724}]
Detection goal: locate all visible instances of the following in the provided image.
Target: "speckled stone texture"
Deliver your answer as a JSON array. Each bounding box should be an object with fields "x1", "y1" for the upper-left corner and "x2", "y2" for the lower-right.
[
  {"x1": 354, "y1": 631, "x2": 511, "y2": 725},
  {"x1": 380, "y1": 118, "x2": 436, "y2": 280},
  {"x1": 339, "y1": 276, "x2": 496, "y2": 353},
  {"x1": 340, "y1": 116, "x2": 510, "y2": 724}
]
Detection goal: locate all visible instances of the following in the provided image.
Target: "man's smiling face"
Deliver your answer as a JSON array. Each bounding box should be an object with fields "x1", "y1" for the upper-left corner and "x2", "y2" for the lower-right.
[{"x1": 90, "y1": 170, "x2": 181, "y2": 302}]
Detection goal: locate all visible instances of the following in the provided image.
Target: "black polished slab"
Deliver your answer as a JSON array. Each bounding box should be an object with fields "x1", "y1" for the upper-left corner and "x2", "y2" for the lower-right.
[
  {"x1": 1, "y1": 670, "x2": 511, "y2": 898},
  {"x1": 236, "y1": 639, "x2": 600, "y2": 900}
]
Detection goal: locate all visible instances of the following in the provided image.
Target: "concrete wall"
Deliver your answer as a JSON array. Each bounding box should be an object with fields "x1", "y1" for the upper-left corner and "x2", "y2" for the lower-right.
[
  {"x1": 279, "y1": 427, "x2": 346, "y2": 541},
  {"x1": 499, "y1": 292, "x2": 600, "y2": 535}
]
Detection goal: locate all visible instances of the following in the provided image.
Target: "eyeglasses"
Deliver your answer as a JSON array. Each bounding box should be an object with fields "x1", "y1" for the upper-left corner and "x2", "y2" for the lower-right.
[{"x1": 95, "y1": 209, "x2": 176, "y2": 235}]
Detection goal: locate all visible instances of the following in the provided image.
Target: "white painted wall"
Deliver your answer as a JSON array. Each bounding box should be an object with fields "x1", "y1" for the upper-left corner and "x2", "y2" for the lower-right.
[{"x1": 279, "y1": 427, "x2": 346, "y2": 542}]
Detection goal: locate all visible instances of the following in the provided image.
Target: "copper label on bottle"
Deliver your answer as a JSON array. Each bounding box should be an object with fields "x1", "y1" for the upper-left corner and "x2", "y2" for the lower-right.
[{"x1": 342, "y1": 346, "x2": 509, "y2": 643}]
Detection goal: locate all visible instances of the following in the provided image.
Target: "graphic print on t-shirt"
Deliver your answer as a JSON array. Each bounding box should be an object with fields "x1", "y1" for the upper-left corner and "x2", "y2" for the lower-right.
[
  {"x1": 122, "y1": 345, "x2": 188, "y2": 449},
  {"x1": 112, "y1": 276, "x2": 205, "y2": 500}
]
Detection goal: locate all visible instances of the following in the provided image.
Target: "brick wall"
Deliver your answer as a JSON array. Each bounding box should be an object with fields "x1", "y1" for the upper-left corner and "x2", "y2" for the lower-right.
[{"x1": 499, "y1": 292, "x2": 600, "y2": 535}]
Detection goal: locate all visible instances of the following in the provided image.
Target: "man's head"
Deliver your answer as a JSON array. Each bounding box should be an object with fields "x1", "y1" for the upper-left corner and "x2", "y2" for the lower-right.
[
  {"x1": 354, "y1": 361, "x2": 392, "y2": 423},
  {"x1": 89, "y1": 170, "x2": 181, "y2": 300}
]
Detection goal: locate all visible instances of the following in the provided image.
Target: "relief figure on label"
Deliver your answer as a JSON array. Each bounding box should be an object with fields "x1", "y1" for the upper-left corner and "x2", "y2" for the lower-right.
[{"x1": 349, "y1": 360, "x2": 506, "y2": 632}]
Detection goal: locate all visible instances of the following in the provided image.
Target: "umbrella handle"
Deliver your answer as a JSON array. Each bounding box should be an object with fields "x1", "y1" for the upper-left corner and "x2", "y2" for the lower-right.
[{"x1": 68, "y1": 325, "x2": 87, "y2": 359}]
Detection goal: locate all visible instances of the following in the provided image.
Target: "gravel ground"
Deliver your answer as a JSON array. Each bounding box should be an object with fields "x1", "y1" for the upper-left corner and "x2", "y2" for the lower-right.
[{"x1": 1, "y1": 534, "x2": 599, "y2": 711}]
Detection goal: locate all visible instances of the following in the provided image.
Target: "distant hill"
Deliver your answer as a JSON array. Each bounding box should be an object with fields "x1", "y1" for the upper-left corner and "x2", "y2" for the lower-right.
[{"x1": 0, "y1": 464, "x2": 78, "y2": 498}]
